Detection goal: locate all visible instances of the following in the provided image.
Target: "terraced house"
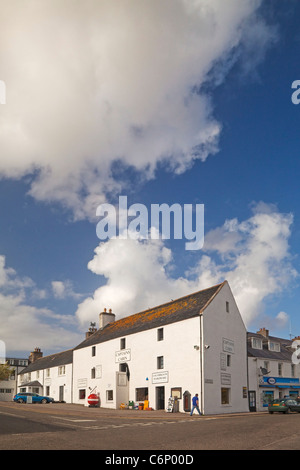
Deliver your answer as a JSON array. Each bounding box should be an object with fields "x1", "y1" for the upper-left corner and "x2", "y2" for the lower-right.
[
  {"x1": 247, "y1": 328, "x2": 300, "y2": 412},
  {"x1": 16, "y1": 280, "x2": 250, "y2": 415},
  {"x1": 18, "y1": 348, "x2": 73, "y2": 403}
]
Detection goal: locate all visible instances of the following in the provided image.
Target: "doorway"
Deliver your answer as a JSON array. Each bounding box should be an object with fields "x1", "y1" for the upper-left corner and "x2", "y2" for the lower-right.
[
  {"x1": 59, "y1": 385, "x2": 64, "y2": 402},
  {"x1": 248, "y1": 390, "x2": 256, "y2": 412},
  {"x1": 156, "y1": 386, "x2": 165, "y2": 410}
]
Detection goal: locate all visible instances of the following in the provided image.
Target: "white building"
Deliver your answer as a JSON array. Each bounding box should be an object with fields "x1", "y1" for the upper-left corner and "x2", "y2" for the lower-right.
[
  {"x1": 247, "y1": 328, "x2": 300, "y2": 412},
  {"x1": 72, "y1": 280, "x2": 249, "y2": 414},
  {"x1": 0, "y1": 357, "x2": 29, "y2": 401},
  {"x1": 18, "y1": 348, "x2": 73, "y2": 403}
]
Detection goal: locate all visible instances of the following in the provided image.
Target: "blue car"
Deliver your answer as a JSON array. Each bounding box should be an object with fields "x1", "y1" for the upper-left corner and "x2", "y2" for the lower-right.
[{"x1": 13, "y1": 392, "x2": 54, "y2": 404}]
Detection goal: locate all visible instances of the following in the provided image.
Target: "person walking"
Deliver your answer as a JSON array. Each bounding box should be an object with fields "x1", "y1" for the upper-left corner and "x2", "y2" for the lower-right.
[{"x1": 190, "y1": 393, "x2": 202, "y2": 416}]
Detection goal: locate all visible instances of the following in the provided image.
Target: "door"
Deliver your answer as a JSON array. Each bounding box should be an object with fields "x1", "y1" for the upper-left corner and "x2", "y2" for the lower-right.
[
  {"x1": 248, "y1": 390, "x2": 256, "y2": 412},
  {"x1": 59, "y1": 385, "x2": 64, "y2": 402},
  {"x1": 156, "y1": 386, "x2": 165, "y2": 410}
]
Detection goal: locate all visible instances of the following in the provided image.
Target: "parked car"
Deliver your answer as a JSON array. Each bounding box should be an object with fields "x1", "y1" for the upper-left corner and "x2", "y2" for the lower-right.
[
  {"x1": 13, "y1": 392, "x2": 54, "y2": 404},
  {"x1": 268, "y1": 398, "x2": 300, "y2": 414}
]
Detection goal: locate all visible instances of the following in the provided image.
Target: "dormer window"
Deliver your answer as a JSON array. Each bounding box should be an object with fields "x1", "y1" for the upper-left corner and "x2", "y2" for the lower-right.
[
  {"x1": 268, "y1": 341, "x2": 280, "y2": 352},
  {"x1": 251, "y1": 337, "x2": 262, "y2": 349}
]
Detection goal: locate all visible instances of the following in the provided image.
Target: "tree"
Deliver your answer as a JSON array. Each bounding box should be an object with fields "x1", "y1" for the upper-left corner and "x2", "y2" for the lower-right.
[{"x1": 0, "y1": 362, "x2": 15, "y2": 380}]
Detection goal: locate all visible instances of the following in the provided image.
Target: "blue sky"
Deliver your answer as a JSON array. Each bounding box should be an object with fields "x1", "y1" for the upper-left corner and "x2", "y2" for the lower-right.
[{"x1": 1, "y1": 0, "x2": 300, "y2": 357}]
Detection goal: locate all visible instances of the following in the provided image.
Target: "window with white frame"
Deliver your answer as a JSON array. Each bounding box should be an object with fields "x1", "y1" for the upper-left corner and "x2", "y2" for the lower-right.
[
  {"x1": 269, "y1": 341, "x2": 280, "y2": 352},
  {"x1": 251, "y1": 337, "x2": 262, "y2": 349}
]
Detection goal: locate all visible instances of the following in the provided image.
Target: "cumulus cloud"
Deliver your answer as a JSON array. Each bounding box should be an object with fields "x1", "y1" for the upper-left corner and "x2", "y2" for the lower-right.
[
  {"x1": 51, "y1": 280, "x2": 83, "y2": 300},
  {"x1": 76, "y1": 203, "x2": 297, "y2": 329},
  {"x1": 0, "y1": 256, "x2": 82, "y2": 353},
  {"x1": 0, "y1": 0, "x2": 276, "y2": 219}
]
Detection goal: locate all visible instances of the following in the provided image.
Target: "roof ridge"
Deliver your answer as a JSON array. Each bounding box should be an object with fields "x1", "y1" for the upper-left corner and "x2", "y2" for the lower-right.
[{"x1": 123, "y1": 281, "x2": 226, "y2": 318}]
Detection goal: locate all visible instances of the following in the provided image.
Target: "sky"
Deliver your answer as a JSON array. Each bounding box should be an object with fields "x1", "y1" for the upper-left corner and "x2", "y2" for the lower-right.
[{"x1": 1, "y1": 0, "x2": 300, "y2": 357}]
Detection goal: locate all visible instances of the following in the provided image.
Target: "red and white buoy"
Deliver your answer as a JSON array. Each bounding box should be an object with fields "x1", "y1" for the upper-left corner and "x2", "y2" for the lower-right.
[{"x1": 87, "y1": 393, "x2": 99, "y2": 407}]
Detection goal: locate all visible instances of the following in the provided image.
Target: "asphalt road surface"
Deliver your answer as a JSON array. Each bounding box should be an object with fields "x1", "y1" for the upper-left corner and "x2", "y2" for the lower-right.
[{"x1": 1, "y1": 401, "x2": 300, "y2": 452}]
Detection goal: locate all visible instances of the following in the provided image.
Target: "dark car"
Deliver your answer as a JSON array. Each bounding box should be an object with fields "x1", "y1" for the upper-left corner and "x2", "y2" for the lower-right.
[
  {"x1": 268, "y1": 398, "x2": 300, "y2": 414},
  {"x1": 13, "y1": 392, "x2": 54, "y2": 404}
]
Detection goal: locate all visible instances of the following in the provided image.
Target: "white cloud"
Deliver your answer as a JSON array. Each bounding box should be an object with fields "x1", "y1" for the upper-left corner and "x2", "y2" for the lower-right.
[
  {"x1": 76, "y1": 203, "x2": 297, "y2": 329},
  {"x1": 0, "y1": 256, "x2": 82, "y2": 353},
  {"x1": 51, "y1": 280, "x2": 82, "y2": 300},
  {"x1": 0, "y1": 0, "x2": 276, "y2": 219}
]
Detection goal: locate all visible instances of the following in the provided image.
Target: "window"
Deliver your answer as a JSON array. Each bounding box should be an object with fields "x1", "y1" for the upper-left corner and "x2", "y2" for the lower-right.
[
  {"x1": 251, "y1": 337, "x2": 262, "y2": 349},
  {"x1": 226, "y1": 301, "x2": 229, "y2": 313},
  {"x1": 46, "y1": 369, "x2": 50, "y2": 377},
  {"x1": 106, "y1": 390, "x2": 113, "y2": 401},
  {"x1": 157, "y1": 328, "x2": 164, "y2": 341},
  {"x1": 46, "y1": 386, "x2": 50, "y2": 396},
  {"x1": 269, "y1": 341, "x2": 280, "y2": 352},
  {"x1": 79, "y1": 389, "x2": 86, "y2": 400},
  {"x1": 292, "y1": 363, "x2": 296, "y2": 377},
  {"x1": 36, "y1": 370, "x2": 39, "y2": 379},
  {"x1": 91, "y1": 367, "x2": 96, "y2": 379},
  {"x1": 226, "y1": 355, "x2": 231, "y2": 367},
  {"x1": 120, "y1": 338, "x2": 126, "y2": 350},
  {"x1": 136, "y1": 387, "x2": 148, "y2": 401},
  {"x1": 278, "y1": 363, "x2": 283, "y2": 376},
  {"x1": 58, "y1": 365, "x2": 65, "y2": 376},
  {"x1": 92, "y1": 346, "x2": 96, "y2": 356},
  {"x1": 221, "y1": 388, "x2": 230, "y2": 405},
  {"x1": 157, "y1": 356, "x2": 164, "y2": 369}
]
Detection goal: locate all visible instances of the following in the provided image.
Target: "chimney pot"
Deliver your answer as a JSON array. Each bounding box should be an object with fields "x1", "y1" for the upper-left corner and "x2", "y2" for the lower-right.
[
  {"x1": 257, "y1": 327, "x2": 269, "y2": 338},
  {"x1": 99, "y1": 309, "x2": 115, "y2": 329}
]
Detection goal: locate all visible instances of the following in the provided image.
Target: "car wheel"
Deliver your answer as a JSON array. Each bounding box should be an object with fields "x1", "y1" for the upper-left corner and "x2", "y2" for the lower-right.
[
  {"x1": 41, "y1": 398, "x2": 47, "y2": 404},
  {"x1": 285, "y1": 408, "x2": 290, "y2": 414},
  {"x1": 17, "y1": 398, "x2": 24, "y2": 403},
  {"x1": 268, "y1": 411, "x2": 273, "y2": 414}
]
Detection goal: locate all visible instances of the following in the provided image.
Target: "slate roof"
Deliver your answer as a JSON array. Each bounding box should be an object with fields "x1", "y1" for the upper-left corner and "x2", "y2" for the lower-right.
[
  {"x1": 247, "y1": 332, "x2": 294, "y2": 361},
  {"x1": 74, "y1": 281, "x2": 226, "y2": 351},
  {"x1": 18, "y1": 348, "x2": 73, "y2": 374}
]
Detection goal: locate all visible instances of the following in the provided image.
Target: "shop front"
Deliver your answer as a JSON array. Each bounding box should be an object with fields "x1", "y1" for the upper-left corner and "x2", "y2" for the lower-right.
[{"x1": 259, "y1": 377, "x2": 300, "y2": 409}]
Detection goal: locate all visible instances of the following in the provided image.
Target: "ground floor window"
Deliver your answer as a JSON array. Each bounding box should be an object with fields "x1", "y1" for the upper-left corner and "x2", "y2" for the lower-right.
[
  {"x1": 79, "y1": 389, "x2": 86, "y2": 400},
  {"x1": 136, "y1": 387, "x2": 148, "y2": 401},
  {"x1": 221, "y1": 387, "x2": 230, "y2": 405},
  {"x1": 262, "y1": 390, "x2": 274, "y2": 407},
  {"x1": 46, "y1": 386, "x2": 50, "y2": 396},
  {"x1": 106, "y1": 390, "x2": 113, "y2": 401}
]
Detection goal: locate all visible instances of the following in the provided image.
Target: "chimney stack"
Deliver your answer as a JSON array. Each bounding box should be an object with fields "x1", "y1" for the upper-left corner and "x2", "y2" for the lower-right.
[
  {"x1": 99, "y1": 308, "x2": 115, "y2": 329},
  {"x1": 85, "y1": 322, "x2": 97, "y2": 339},
  {"x1": 257, "y1": 327, "x2": 269, "y2": 338},
  {"x1": 29, "y1": 347, "x2": 43, "y2": 363}
]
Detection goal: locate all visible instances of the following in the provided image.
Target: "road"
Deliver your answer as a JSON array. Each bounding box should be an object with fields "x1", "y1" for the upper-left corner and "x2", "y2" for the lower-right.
[{"x1": 0, "y1": 401, "x2": 300, "y2": 452}]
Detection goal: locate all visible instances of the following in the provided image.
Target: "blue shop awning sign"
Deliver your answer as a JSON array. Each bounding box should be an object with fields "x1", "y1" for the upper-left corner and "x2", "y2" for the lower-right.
[{"x1": 261, "y1": 377, "x2": 300, "y2": 387}]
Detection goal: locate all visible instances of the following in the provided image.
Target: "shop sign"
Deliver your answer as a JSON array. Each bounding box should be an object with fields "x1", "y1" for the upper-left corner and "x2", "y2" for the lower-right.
[
  {"x1": 223, "y1": 338, "x2": 234, "y2": 354},
  {"x1": 221, "y1": 373, "x2": 231, "y2": 385},
  {"x1": 115, "y1": 349, "x2": 131, "y2": 363},
  {"x1": 152, "y1": 371, "x2": 169, "y2": 384}
]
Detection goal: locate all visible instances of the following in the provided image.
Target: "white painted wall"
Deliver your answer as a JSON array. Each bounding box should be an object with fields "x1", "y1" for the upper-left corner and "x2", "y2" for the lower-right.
[
  {"x1": 202, "y1": 282, "x2": 249, "y2": 415},
  {"x1": 18, "y1": 363, "x2": 73, "y2": 403},
  {"x1": 73, "y1": 316, "x2": 201, "y2": 412}
]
